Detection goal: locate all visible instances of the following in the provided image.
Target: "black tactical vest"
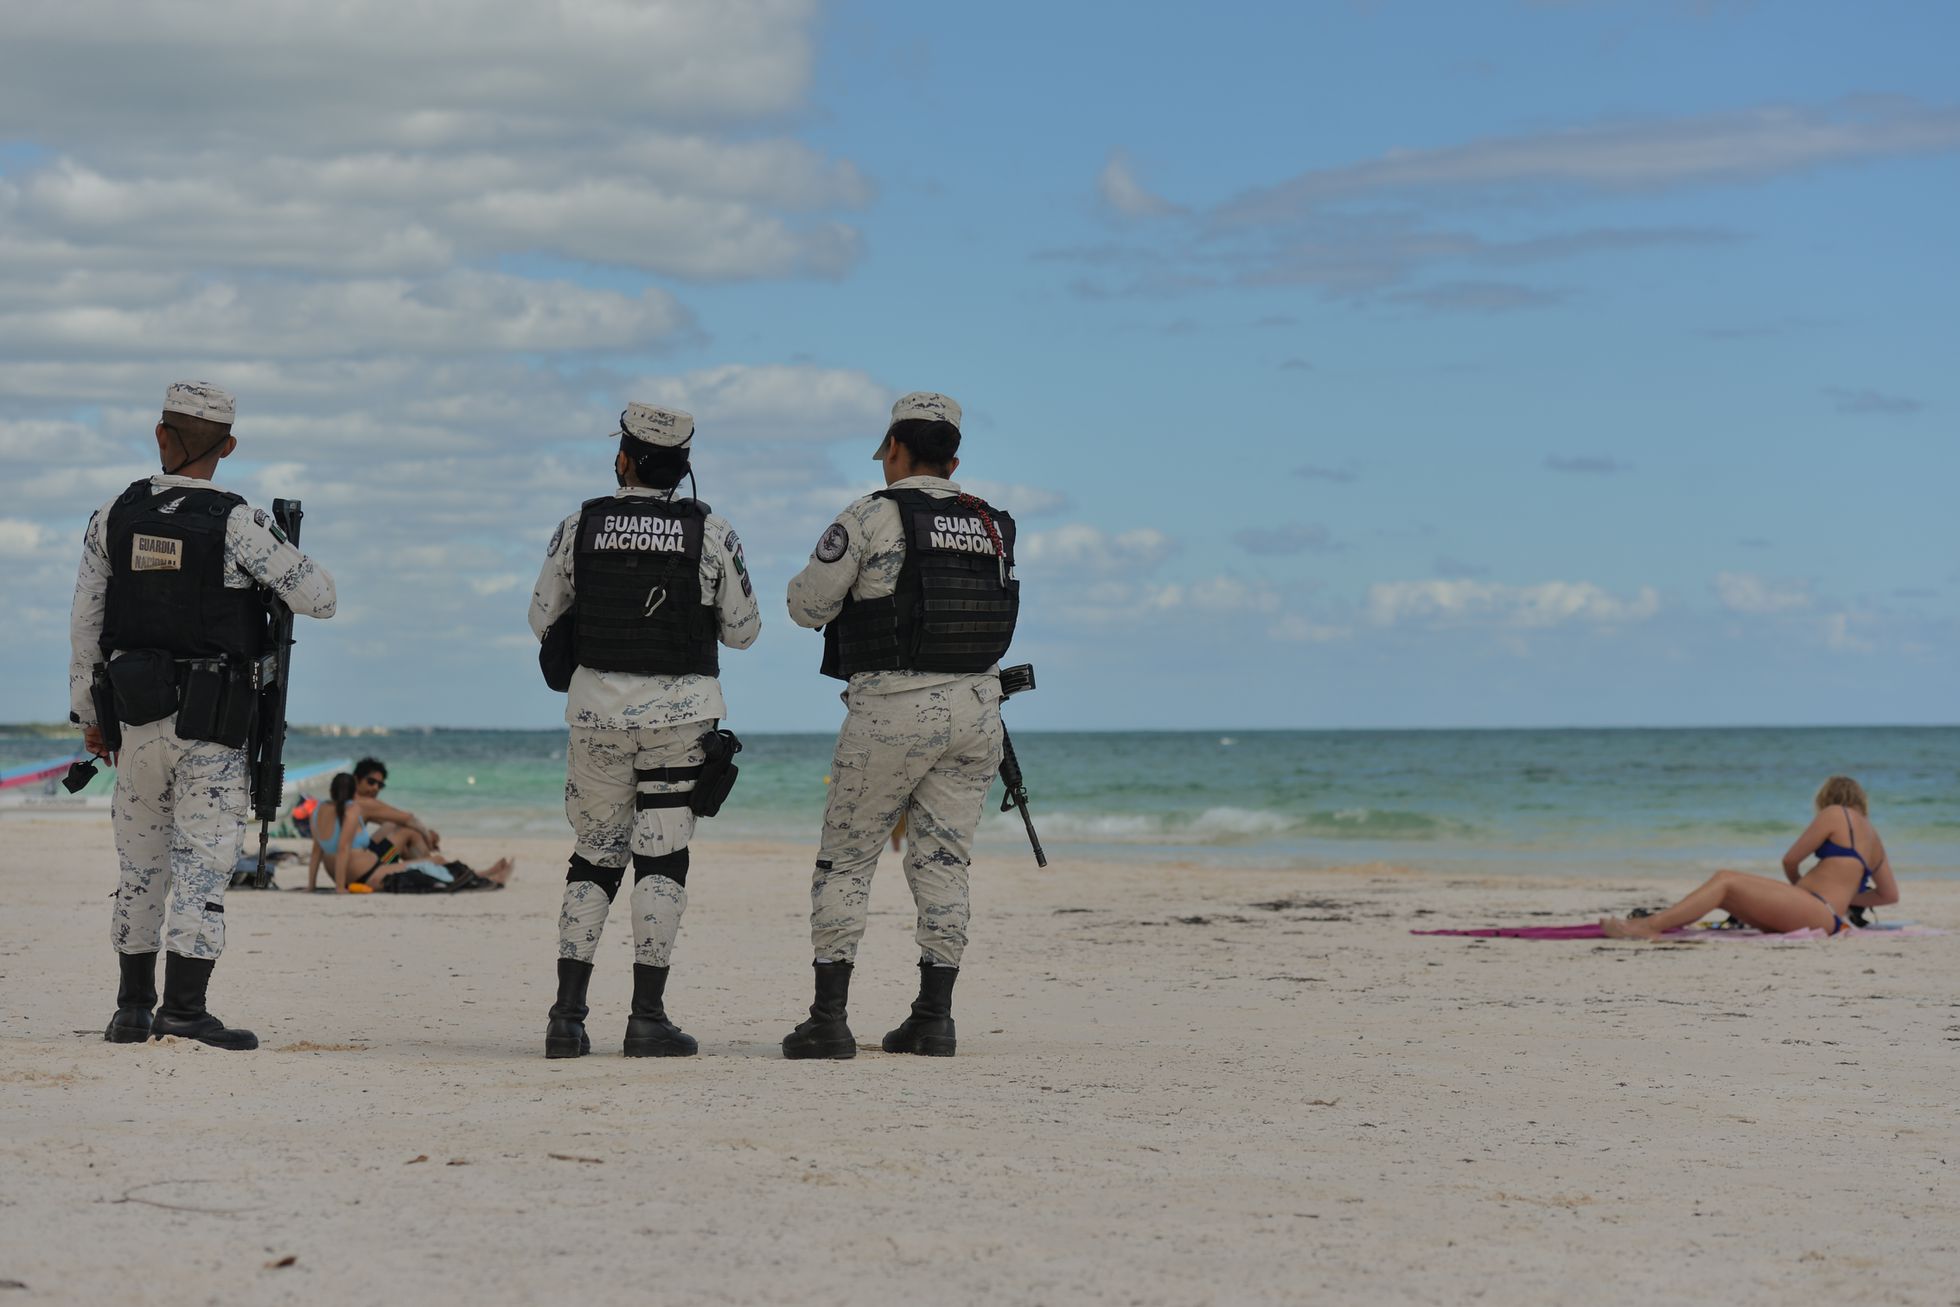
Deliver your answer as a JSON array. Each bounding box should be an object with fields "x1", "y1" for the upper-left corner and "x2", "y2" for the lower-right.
[
  {"x1": 823, "y1": 489, "x2": 1019, "y2": 679},
  {"x1": 571, "y1": 495, "x2": 719, "y2": 677},
  {"x1": 100, "y1": 480, "x2": 266, "y2": 664}
]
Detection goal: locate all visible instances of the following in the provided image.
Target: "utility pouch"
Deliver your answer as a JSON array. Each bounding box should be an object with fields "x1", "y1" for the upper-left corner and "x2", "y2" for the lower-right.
[
  {"x1": 89, "y1": 663, "x2": 123, "y2": 753},
  {"x1": 539, "y1": 614, "x2": 577, "y2": 692},
  {"x1": 107, "y1": 649, "x2": 180, "y2": 726},
  {"x1": 689, "y1": 728, "x2": 743, "y2": 817},
  {"x1": 176, "y1": 658, "x2": 256, "y2": 748}
]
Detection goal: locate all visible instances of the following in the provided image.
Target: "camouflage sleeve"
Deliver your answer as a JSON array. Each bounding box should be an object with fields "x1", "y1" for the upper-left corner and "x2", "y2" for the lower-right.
[
  {"x1": 67, "y1": 505, "x2": 112, "y2": 725},
  {"x1": 786, "y1": 500, "x2": 876, "y2": 629},
  {"x1": 528, "y1": 512, "x2": 579, "y2": 641},
  {"x1": 227, "y1": 507, "x2": 337, "y2": 618},
  {"x1": 705, "y1": 515, "x2": 761, "y2": 651}
]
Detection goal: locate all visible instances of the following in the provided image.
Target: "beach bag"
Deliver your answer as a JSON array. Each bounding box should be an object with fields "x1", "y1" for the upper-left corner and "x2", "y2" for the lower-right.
[{"x1": 378, "y1": 866, "x2": 449, "y2": 894}]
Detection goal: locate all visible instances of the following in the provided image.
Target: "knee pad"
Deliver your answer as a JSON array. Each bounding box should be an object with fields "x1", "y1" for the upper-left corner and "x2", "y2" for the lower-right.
[
  {"x1": 632, "y1": 847, "x2": 689, "y2": 887},
  {"x1": 566, "y1": 854, "x2": 625, "y2": 902}
]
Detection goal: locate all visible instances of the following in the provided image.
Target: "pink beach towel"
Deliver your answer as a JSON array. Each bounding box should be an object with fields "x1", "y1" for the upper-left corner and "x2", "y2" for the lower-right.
[{"x1": 1412, "y1": 922, "x2": 1944, "y2": 942}]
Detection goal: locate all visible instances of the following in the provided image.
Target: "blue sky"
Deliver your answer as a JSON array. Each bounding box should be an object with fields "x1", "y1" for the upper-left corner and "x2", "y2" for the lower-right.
[{"x1": 0, "y1": 0, "x2": 1953, "y2": 731}]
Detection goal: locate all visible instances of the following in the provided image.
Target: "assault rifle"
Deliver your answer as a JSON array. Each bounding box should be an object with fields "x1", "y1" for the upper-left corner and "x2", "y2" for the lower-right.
[
  {"x1": 997, "y1": 663, "x2": 1047, "y2": 868},
  {"x1": 246, "y1": 499, "x2": 304, "y2": 888}
]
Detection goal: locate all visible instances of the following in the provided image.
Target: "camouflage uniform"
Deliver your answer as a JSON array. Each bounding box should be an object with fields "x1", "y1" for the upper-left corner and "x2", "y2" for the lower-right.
[
  {"x1": 70, "y1": 475, "x2": 337, "y2": 960},
  {"x1": 787, "y1": 475, "x2": 1005, "y2": 966},
  {"x1": 529, "y1": 485, "x2": 760, "y2": 966}
]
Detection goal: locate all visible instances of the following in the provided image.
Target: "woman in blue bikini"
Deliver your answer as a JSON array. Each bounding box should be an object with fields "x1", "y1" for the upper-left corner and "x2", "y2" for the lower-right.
[
  {"x1": 306, "y1": 773, "x2": 513, "y2": 892},
  {"x1": 1602, "y1": 775, "x2": 1899, "y2": 940}
]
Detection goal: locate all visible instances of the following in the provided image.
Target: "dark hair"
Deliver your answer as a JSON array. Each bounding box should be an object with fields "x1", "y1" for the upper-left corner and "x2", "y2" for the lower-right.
[
  {"x1": 353, "y1": 757, "x2": 387, "y2": 781},
  {"x1": 620, "y1": 436, "x2": 691, "y2": 491},
  {"x1": 160, "y1": 412, "x2": 232, "y2": 465},
  {"x1": 888, "y1": 418, "x2": 960, "y2": 473},
  {"x1": 329, "y1": 772, "x2": 357, "y2": 825}
]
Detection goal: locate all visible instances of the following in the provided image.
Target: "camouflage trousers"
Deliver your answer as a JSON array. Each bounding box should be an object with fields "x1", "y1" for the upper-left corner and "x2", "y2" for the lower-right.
[
  {"x1": 811, "y1": 676, "x2": 1003, "y2": 967},
  {"x1": 109, "y1": 715, "x2": 248, "y2": 960},
  {"x1": 558, "y1": 724, "x2": 704, "y2": 968}
]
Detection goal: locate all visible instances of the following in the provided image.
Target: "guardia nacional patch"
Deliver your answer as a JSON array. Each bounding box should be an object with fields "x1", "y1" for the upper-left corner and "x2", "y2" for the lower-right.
[{"x1": 131, "y1": 533, "x2": 183, "y2": 571}]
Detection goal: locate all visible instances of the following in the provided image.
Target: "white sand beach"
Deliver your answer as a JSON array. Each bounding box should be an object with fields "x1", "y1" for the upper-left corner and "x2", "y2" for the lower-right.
[{"x1": 2, "y1": 816, "x2": 1956, "y2": 1305}]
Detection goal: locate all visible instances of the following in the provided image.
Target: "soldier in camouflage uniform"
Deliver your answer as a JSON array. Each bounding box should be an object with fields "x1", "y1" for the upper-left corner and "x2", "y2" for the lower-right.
[
  {"x1": 781, "y1": 392, "x2": 1019, "y2": 1060},
  {"x1": 70, "y1": 382, "x2": 337, "y2": 1050},
  {"x1": 529, "y1": 403, "x2": 760, "y2": 1058}
]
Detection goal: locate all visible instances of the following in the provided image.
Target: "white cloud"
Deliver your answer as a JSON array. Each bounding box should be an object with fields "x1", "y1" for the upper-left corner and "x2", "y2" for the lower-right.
[
  {"x1": 959, "y1": 480, "x2": 1070, "y2": 516},
  {"x1": 0, "y1": 2, "x2": 822, "y2": 141},
  {"x1": 1097, "y1": 148, "x2": 1179, "y2": 219},
  {"x1": 1019, "y1": 524, "x2": 1177, "y2": 574},
  {"x1": 1713, "y1": 570, "x2": 1812, "y2": 615},
  {"x1": 458, "y1": 181, "x2": 861, "y2": 280},
  {"x1": 1018, "y1": 572, "x2": 1281, "y2": 632},
  {"x1": 0, "y1": 271, "x2": 691, "y2": 361},
  {"x1": 468, "y1": 574, "x2": 525, "y2": 598},
  {"x1": 1367, "y1": 579, "x2": 1661, "y2": 628},
  {"x1": 1146, "y1": 577, "x2": 1281, "y2": 616},
  {"x1": 1063, "y1": 99, "x2": 1960, "y2": 307},
  {"x1": 0, "y1": 136, "x2": 873, "y2": 282},
  {"x1": 0, "y1": 0, "x2": 867, "y2": 404},
  {"x1": 0, "y1": 417, "x2": 124, "y2": 464},
  {"x1": 1823, "y1": 613, "x2": 1875, "y2": 654},
  {"x1": 629, "y1": 365, "x2": 891, "y2": 443},
  {"x1": 0, "y1": 1, "x2": 902, "y2": 681},
  {"x1": 0, "y1": 520, "x2": 50, "y2": 558},
  {"x1": 1221, "y1": 100, "x2": 1960, "y2": 222}
]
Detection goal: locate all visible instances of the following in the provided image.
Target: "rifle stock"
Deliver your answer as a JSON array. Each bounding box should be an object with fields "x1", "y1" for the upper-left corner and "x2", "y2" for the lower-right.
[{"x1": 249, "y1": 499, "x2": 303, "y2": 887}]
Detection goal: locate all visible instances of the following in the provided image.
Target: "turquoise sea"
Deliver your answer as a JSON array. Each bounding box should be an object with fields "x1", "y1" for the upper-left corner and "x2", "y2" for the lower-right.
[{"x1": 9, "y1": 725, "x2": 1955, "y2": 878}]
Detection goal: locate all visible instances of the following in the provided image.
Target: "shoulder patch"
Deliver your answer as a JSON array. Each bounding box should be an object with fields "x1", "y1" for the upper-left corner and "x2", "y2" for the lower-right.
[
  {"x1": 248, "y1": 507, "x2": 289, "y2": 543},
  {"x1": 251, "y1": 507, "x2": 290, "y2": 544},
  {"x1": 726, "y1": 530, "x2": 753, "y2": 597},
  {"x1": 548, "y1": 520, "x2": 568, "y2": 555},
  {"x1": 815, "y1": 522, "x2": 850, "y2": 564}
]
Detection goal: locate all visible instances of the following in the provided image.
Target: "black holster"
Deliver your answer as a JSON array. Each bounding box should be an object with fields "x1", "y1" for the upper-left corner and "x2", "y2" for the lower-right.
[
  {"x1": 89, "y1": 663, "x2": 123, "y2": 753},
  {"x1": 689, "y1": 728, "x2": 743, "y2": 817},
  {"x1": 539, "y1": 615, "x2": 576, "y2": 692},
  {"x1": 106, "y1": 649, "x2": 179, "y2": 726},
  {"x1": 174, "y1": 657, "x2": 256, "y2": 748}
]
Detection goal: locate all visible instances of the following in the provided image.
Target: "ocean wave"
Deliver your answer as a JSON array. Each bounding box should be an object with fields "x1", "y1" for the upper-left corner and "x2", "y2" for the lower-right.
[{"x1": 989, "y1": 804, "x2": 1454, "y2": 846}]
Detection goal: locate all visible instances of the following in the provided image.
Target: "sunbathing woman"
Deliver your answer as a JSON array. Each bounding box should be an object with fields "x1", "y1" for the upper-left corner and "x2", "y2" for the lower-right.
[
  {"x1": 306, "y1": 773, "x2": 515, "y2": 892},
  {"x1": 1602, "y1": 775, "x2": 1900, "y2": 939}
]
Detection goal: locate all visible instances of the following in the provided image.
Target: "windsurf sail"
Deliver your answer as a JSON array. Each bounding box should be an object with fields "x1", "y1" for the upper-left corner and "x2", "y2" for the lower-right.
[{"x1": 0, "y1": 755, "x2": 82, "y2": 792}]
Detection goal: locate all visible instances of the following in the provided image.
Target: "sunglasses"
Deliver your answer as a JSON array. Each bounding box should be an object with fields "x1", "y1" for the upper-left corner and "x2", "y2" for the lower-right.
[{"x1": 358, "y1": 776, "x2": 386, "y2": 790}]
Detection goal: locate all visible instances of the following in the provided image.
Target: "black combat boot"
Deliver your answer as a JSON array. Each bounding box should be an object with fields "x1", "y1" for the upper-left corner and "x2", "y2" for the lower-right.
[
  {"x1": 545, "y1": 958, "x2": 594, "y2": 1059},
  {"x1": 104, "y1": 950, "x2": 158, "y2": 1044},
  {"x1": 881, "y1": 960, "x2": 958, "y2": 1057},
  {"x1": 149, "y1": 953, "x2": 258, "y2": 1050},
  {"x1": 781, "y1": 961, "x2": 857, "y2": 1060},
  {"x1": 622, "y1": 964, "x2": 697, "y2": 1057}
]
